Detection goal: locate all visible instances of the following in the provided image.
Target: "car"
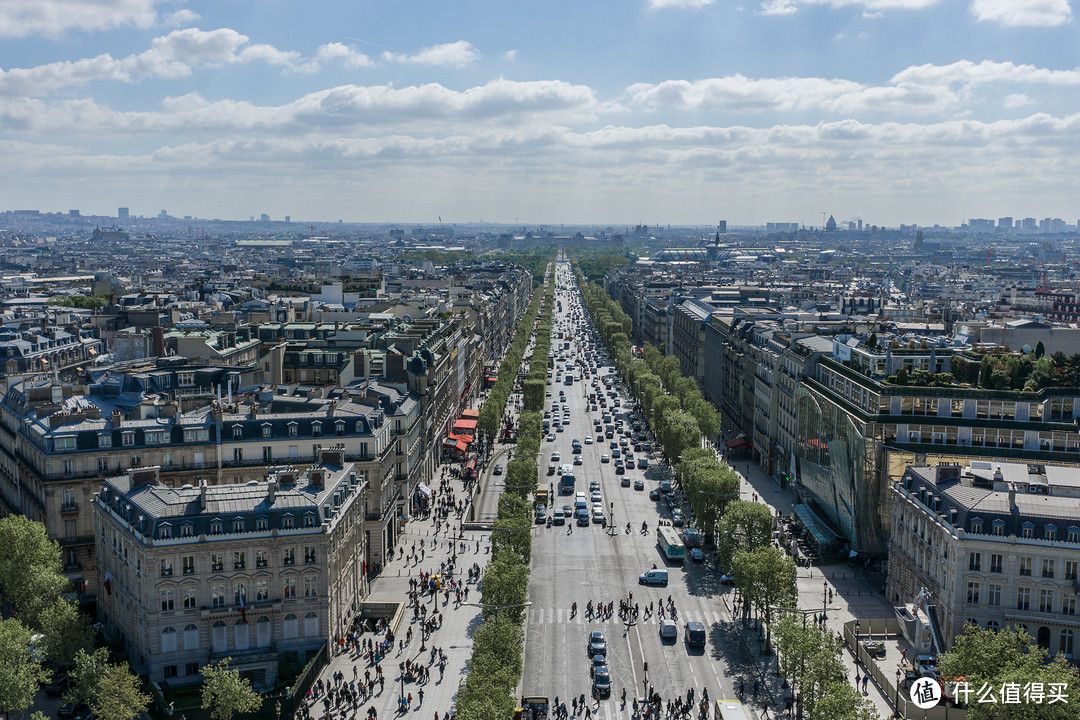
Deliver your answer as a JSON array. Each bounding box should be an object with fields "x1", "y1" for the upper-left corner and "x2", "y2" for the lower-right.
[
  {"x1": 493, "y1": 464, "x2": 503, "y2": 475},
  {"x1": 672, "y1": 510, "x2": 684, "y2": 527},
  {"x1": 601, "y1": 454, "x2": 610, "y2": 463},
  {"x1": 609, "y1": 440, "x2": 618, "y2": 449},
  {"x1": 689, "y1": 548, "x2": 705, "y2": 562},
  {"x1": 43, "y1": 672, "x2": 68, "y2": 696},
  {"x1": 552, "y1": 508, "x2": 565, "y2": 525},
  {"x1": 621, "y1": 476, "x2": 631, "y2": 487},
  {"x1": 612, "y1": 449, "x2": 621, "y2": 459},
  {"x1": 535, "y1": 506, "x2": 547, "y2": 523},
  {"x1": 551, "y1": 452, "x2": 560, "y2": 462},
  {"x1": 591, "y1": 491, "x2": 602, "y2": 503},
  {"x1": 584, "y1": 436, "x2": 593, "y2": 444},
  {"x1": 577, "y1": 512, "x2": 591, "y2": 527},
  {"x1": 685, "y1": 621, "x2": 707, "y2": 648},
  {"x1": 544, "y1": 411, "x2": 551, "y2": 418},
  {"x1": 592, "y1": 509, "x2": 606, "y2": 525},
  {"x1": 650, "y1": 488, "x2": 661, "y2": 500},
  {"x1": 563, "y1": 505, "x2": 574, "y2": 518},
  {"x1": 588, "y1": 630, "x2": 608, "y2": 656},
  {"x1": 634, "y1": 479, "x2": 645, "y2": 490},
  {"x1": 592, "y1": 667, "x2": 612, "y2": 697},
  {"x1": 589, "y1": 480, "x2": 600, "y2": 491},
  {"x1": 573, "y1": 456, "x2": 583, "y2": 466},
  {"x1": 614, "y1": 463, "x2": 625, "y2": 475},
  {"x1": 546, "y1": 434, "x2": 556, "y2": 442},
  {"x1": 590, "y1": 653, "x2": 606, "y2": 673},
  {"x1": 660, "y1": 622, "x2": 678, "y2": 641},
  {"x1": 556, "y1": 425, "x2": 564, "y2": 432},
  {"x1": 58, "y1": 703, "x2": 91, "y2": 720}
]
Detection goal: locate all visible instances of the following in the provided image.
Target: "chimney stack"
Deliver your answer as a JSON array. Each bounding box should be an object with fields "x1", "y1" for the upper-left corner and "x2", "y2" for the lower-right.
[
  {"x1": 267, "y1": 477, "x2": 277, "y2": 504},
  {"x1": 1008, "y1": 482, "x2": 1017, "y2": 511},
  {"x1": 111, "y1": 409, "x2": 123, "y2": 427},
  {"x1": 200, "y1": 478, "x2": 208, "y2": 509}
]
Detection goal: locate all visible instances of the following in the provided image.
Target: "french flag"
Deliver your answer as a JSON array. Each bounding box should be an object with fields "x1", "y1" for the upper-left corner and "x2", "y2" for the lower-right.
[
  {"x1": 103, "y1": 570, "x2": 112, "y2": 596},
  {"x1": 239, "y1": 594, "x2": 247, "y2": 623}
]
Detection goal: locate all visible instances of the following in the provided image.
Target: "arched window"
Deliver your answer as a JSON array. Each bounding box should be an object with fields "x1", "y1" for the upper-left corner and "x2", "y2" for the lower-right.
[
  {"x1": 183, "y1": 623, "x2": 199, "y2": 651},
  {"x1": 283, "y1": 613, "x2": 298, "y2": 639},
  {"x1": 986, "y1": 620, "x2": 1000, "y2": 632},
  {"x1": 235, "y1": 619, "x2": 250, "y2": 651},
  {"x1": 212, "y1": 621, "x2": 227, "y2": 652},
  {"x1": 1038, "y1": 626, "x2": 1052, "y2": 649},
  {"x1": 1061, "y1": 629, "x2": 1075, "y2": 658},
  {"x1": 256, "y1": 616, "x2": 271, "y2": 647},
  {"x1": 161, "y1": 626, "x2": 177, "y2": 653},
  {"x1": 303, "y1": 611, "x2": 319, "y2": 637}
]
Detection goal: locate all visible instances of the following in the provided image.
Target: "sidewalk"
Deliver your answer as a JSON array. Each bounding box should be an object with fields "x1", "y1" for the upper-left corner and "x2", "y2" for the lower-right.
[{"x1": 722, "y1": 445, "x2": 897, "y2": 720}]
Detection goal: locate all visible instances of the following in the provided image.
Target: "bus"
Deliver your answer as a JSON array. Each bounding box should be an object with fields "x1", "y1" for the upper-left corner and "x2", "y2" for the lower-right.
[
  {"x1": 658, "y1": 526, "x2": 685, "y2": 562},
  {"x1": 559, "y1": 470, "x2": 576, "y2": 494},
  {"x1": 713, "y1": 700, "x2": 750, "y2": 720}
]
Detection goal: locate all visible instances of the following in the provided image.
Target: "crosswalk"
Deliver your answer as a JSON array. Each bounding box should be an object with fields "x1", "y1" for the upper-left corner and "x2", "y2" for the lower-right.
[{"x1": 528, "y1": 607, "x2": 725, "y2": 627}]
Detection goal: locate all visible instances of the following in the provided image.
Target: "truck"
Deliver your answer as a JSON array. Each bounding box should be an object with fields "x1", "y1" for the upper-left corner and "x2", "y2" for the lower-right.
[
  {"x1": 535, "y1": 489, "x2": 550, "y2": 509},
  {"x1": 517, "y1": 697, "x2": 549, "y2": 720}
]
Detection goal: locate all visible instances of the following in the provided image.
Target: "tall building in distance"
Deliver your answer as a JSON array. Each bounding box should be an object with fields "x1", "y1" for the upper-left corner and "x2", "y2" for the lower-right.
[{"x1": 118, "y1": 207, "x2": 129, "y2": 219}]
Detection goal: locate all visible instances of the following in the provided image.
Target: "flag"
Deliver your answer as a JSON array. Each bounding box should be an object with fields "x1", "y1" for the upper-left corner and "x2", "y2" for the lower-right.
[
  {"x1": 103, "y1": 570, "x2": 112, "y2": 596},
  {"x1": 239, "y1": 593, "x2": 247, "y2": 623}
]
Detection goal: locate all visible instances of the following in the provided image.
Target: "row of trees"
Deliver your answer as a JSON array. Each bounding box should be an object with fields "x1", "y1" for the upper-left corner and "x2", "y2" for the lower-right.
[
  {"x1": 457, "y1": 260, "x2": 554, "y2": 720},
  {"x1": 46, "y1": 294, "x2": 111, "y2": 310}
]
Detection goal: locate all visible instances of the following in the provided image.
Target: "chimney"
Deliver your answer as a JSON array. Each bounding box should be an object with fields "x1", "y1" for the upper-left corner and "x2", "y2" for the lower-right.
[
  {"x1": 152, "y1": 326, "x2": 165, "y2": 357},
  {"x1": 249, "y1": 402, "x2": 258, "y2": 418},
  {"x1": 267, "y1": 477, "x2": 277, "y2": 504},
  {"x1": 128, "y1": 466, "x2": 160, "y2": 489},
  {"x1": 309, "y1": 469, "x2": 324, "y2": 489},
  {"x1": 199, "y1": 478, "x2": 208, "y2": 508},
  {"x1": 111, "y1": 410, "x2": 123, "y2": 427},
  {"x1": 1008, "y1": 483, "x2": 1017, "y2": 511},
  {"x1": 994, "y1": 465, "x2": 1004, "y2": 486}
]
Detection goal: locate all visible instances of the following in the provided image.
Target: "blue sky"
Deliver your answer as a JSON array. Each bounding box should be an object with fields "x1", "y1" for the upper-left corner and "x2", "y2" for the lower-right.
[{"x1": 0, "y1": 0, "x2": 1077, "y2": 227}]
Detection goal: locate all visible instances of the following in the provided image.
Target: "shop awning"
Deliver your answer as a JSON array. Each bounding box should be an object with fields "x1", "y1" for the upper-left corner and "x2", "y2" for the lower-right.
[
  {"x1": 453, "y1": 418, "x2": 477, "y2": 431},
  {"x1": 87, "y1": 348, "x2": 97, "y2": 356},
  {"x1": 447, "y1": 433, "x2": 474, "y2": 444},
  {"x1": 726, "y1": 436, "x2": 752, "y2": 449},
  {"x1": 417, "y1": 483, "x2": 432, "y2": 498},
  {"x1": 466, "y1": 457, "x2": 477, "y2": 471},
  {"x1": 461, "y1": 409, "x2": 479, "y2": 418},
  {"x1": 793, "y1": 504, "x2": 840, "y2": 549},
  {"x1": 487, "y1": 376, "x2": 498, "y2": 383}
]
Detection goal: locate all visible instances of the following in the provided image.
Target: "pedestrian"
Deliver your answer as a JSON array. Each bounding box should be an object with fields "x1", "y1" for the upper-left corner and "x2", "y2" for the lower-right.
[
  {"x1": 862, "y1": 675, "x2": 868, "y2": 694},
  {"x1": 854, "y1": 671, "x2": 860, "y2": 687}
]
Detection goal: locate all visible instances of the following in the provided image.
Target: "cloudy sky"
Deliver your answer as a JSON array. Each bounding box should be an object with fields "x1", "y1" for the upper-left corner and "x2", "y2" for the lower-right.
[{"x1": 1, "y1": 0, "x2": 1077, "y2": 227}]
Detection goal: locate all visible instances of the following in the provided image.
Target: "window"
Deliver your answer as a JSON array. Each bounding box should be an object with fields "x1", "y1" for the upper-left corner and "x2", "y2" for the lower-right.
[
  {"x1": 968, "y1": 552, "x2": 981, "y2": 571},
  {"x1": 1017, "y1": 587, "x2": 1031, "y2": 611},
  {"x1": 184, "y1": 428, "x2": 209, "y2": 442},
  {"x1": 288, "y1": 423, "x2": 298, "y2": 437},
  {"x1": 992, "y1": 520, "x2": 1005, "y2": 536},
  {"x1": 161, "y1": 559, "x2": 173, "y2": 577},
  {"x1": 1020, "y1": 557, "x2": 1033, "y2": 576},
  {"x1": 283, "y1": 548, "x2": 295, "y2": 565},
  {"x1": 304, "y1": 577, "x2": 317, "y2": 597},
  {"x1": 336, "y1": 421, "x2": 345, "y2": 436},
  {"x1": 212, "y1": 585, "x2": 225, "y2": 608},
  {"x1": 1046, "y1": 525, "x2": 1057, "y2": 541},
  {"x1": 283, "y1": 578, "x2": 296, "y2": 598},
  {"x1": 163, "y1": 665, "x2": 178, "y2": 679},
  {"x1": 1063, "y1": 596, "x2": 1077, "y2": 616},
  {"x1": 122, "y1": 431, "x2": 135, "y2": 447},
  {"x1": 1022, "y1": 523, "x2": 1035, "y2": 539},
  {"x1": 234, "y1": 583, "x2": 246, "y2": 606},
  {"x1": 62, "y1": 488, "x2": 76, "y2": 507},
  {"x1": 55, "y1": 437, "x2": 76, "y2": 451},
  {"x1": 177, "y1": 372, "x2": 195, "y2": 387},
  {"x1": 256, "y1": 516, "x2": 268, "y2": 532},
  {"x1": 233, "y1": 448, "x2": 243, "y2": 464},
  {"x1": 161, "y1": 626, "x2": 177, "y2": 653},
  {"x1": 304, "y1": 546, "x2": 316, "y2": 564},
  {"x1": 283, "y1": 613, "x2": 298, "y2": 639},
  {"x1": 182, "y1": 556, "x2": 195, "y2": 575},
  {"x1": 98, "y1": 457, "x2": 109, "y2": 473},
  {"x1": 257, "y1": 616, "x2": 271, "y2": 647},
  {"x1": 1070, "y1": 527, "x2": 1080, "y2": 543},
  {"x1": 256, "y1": 579, "x2": 269, "y2": 602},
  {"x1": 312, "y1": 422, "x2": 322, "y2": 437},
  {"x1": 161, "y1": 590, "x2": 175, "y2": 611},
  {"x1": 971, "y1": 518, "x2": 983, "y2": 533},
  {"x1": 183, "y1": 586, "x2": 197, "y2": 609},
  {"x1": 256, "y1": 549, "x2": 267, "y2": 568},
  {"x1": 181, "y1": 523, "x2": 193, "y2": 538},
  {"x1": 987, "y1": 584, "x2": 1001, "y2": 607},
  {"x1": 1040, "y1": 589, "x2": 1055, "y2": 613},
  {"x1": 185, "y1": 662, "x2": 200, "y2": 676},
  {"x1": 183, "y1": 624, "x2": 199, "y2": 651},
  {"x1": 990, "y1": 554, "x2": 1003, "y2": 573},
  {"x1": 1061, "y1": 629, "x2": 1075, "y2": 657},
  {"x1": 304, "y1": 514, "x2": 315, "y2": 528},
  {"x1": 232, "y1": 426, "x2": 243, "y2": 440},
  {"x1": 232, "y1": 519, "x2": 244, "y2": 533},
  {"x1": 145, "y1": 430, "x2": 167, "y2": 445},
  {"x1": 263, "y1": 446, "x2": 273, "y2": 462},
  {"x1": 304, "y1": 611, "x2": 318, "y2": 636},
  {"x1": 212, "y1": 621, "x2": 227, "y2": 652},
  {"x1": 1067, "y1": 561, "x2": 1078, "y2": 581},
  {"x1": 262, "y1": 424, "x2": 272, "y2": 438},
  {"x1": 160, "y1": 525, "x2": 171, "y2": 539},
  {"x1": 986, "y1": 620, "x2": 1000, "y2": 631},
  {"x1": 283, "y1": 515, "x2": 294, "y2": 530},
  {"x1": 211, "y1": 553, "x2": 224, "y2": 572},
  {"x1": 967, "y1": 582, "x2": 980, "y2": 604},
  {"x1": 211, "y1": 521, "x2": 222, "y2": 536},
  {"x1": 234, "y1": 551, "x2": 246, "y2": 570},
  {"x1": 1043, "y1": 559, "x2": 1055, "y2": 578},
  {"x1": 99, "y1": 433, "x2": 112, "y2": 448}
]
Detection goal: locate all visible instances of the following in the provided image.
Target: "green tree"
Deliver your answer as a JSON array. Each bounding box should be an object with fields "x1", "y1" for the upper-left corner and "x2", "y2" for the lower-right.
[
  {"x1": 92, "y1": 662, "x2": 150, "y2": 720},
  {"x1": 938, "y1": 624, "x2": 1080, "y2": 720},
  {"x1": 66, "y1": 648, "x2": 110, "y2": 708},
  {"x1": 39, "y1": 598, "x2": 94, "y2": 667},
  {"x1": 479, "y1": 556, "x2": 529, "y2": 624},
  {"x1": 0, "y1": 617, "x2": 52, "y2": 718},
  {"x1": 659, "y1": 410, "x2": 701, "y2": 464},
  {"x1": 716, "y1": 501, "x2": 775, "y2": 571},
  {"x1": 201, "y1": 659, "x2": 262, "y2": 720},
  {"x1": 813, "y1": 682, "x2": 880, "y2": 720},
  {"x1": 1035, "y1": 340, "x2": 1045, "y2": 358},
  {"x1": 0, "y1": 516, "x2": 67, "y2": 629},
  {"x1": 731, "y1": 545, "x2": 796, "y2": 649},
  {"x1": 522, "y1": 379, "x2": 545, "y2": 412}
]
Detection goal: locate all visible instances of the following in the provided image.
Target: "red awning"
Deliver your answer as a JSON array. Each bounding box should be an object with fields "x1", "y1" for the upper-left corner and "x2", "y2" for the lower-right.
[
  {"x1": 726, "y1": 437, "x2": 752, "y2": 449},
  {"x1": 461, "y1": 409, "x2": 480, "y2": 418},
  {"x1": 466, "y1": 457, "x2": 477, "y2": 470},
  {"x1": 487, "y1": 376, "x2": 498, "y2": 382},
  {"x1": 454, "y1": 418, "x2": 477, "y2": 431},
  {"x1": 454, "y1": 440, "x2": 468, "y2": 451},
  {"x1": 447, "y1": 433, "x2": 474, "y2": 444},
  {"x1": 442, "y1": 438, "x2": 468, "y2": 452}
]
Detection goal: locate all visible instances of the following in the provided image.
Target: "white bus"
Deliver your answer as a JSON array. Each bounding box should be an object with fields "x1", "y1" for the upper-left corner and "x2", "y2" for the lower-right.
[
  {"x1": 658, "y1": 526, "x2": 685, "y2": 562},
  {"x1": 714, "y1": 700, "x2": 750, "y2": 720}
]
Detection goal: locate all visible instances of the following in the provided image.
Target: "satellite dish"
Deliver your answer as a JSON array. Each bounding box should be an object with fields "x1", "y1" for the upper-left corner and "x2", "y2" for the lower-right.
[{"x1": 1022, "y1": 344, "x2": 1032, "y2": 354}]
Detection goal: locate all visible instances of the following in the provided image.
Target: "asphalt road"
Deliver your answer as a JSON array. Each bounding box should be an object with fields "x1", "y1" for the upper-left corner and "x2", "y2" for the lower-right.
[{"x1": 521, "y1": 261, "x2": 753, "y2": 716}]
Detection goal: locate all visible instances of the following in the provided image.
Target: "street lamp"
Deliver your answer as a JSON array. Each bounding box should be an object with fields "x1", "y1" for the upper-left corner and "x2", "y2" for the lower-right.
[
  {"x1": 895, "y1": 669, "x2": 902, "y2": 718},
  {"x1": 275, "y1": 700, "x2": 281, "y2": 720}
]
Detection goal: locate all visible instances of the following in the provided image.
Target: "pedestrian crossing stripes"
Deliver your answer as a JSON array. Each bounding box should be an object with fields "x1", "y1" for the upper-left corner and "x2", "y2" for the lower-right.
[{"x1": 530, "y1": 608, "x2": 723, "y2": 626}]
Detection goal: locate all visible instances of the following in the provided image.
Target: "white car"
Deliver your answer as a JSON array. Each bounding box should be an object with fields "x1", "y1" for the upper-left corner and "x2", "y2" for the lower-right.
[
  {"x1": 551, "y1": 452, "x2": 560, "y2": 462},
  {"x1": 584, "y1": 436, "x2": 593, "y2": 445},
  {"x1": 601, "y1": 454, "x2": 610, "y2": 463},
  {"x1": 546, "y1": 434, "x2": 556, "y2": 442}
]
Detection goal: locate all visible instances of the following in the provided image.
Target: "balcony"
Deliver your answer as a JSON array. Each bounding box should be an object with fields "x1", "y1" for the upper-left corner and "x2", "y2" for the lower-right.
[
  {"x1": 64, "y1": 560, "x2": 82, "y2": 571},
  {"x1": 60, "y1": 502, "x2": 79, "y2": 515}
]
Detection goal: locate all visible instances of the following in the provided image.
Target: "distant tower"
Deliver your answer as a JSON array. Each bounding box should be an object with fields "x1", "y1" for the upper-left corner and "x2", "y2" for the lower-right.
[
  {"x1": 825, "y1": 215, "x2": 838, "y2": 232},
  {"x1": 914, "y1": 229, "x2": 924, "y2": 248},
  {"x1": 857, "y1": 219, "x2": 863, "y2": 232},
  {"x1": 118, "y1": 207, "x2": 129, "y2": 219}
]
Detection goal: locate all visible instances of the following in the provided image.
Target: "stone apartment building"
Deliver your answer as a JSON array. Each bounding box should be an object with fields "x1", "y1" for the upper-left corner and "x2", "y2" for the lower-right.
[
  {"x1": 93, "y1": 454, "x2": 367, "y2": 689},
  {"x1": 888, "y1": 463, "x2": 1080, "y2": 659}
]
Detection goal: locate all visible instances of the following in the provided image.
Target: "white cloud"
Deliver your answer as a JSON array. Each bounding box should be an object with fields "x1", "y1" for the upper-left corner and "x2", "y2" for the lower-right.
[
  {"x1": 761, "y1": 0, "x2": 798, "y2": 14},
  {"x1": 163, "y1": 9, "x2": 200, "y2": 27},
  {"x1": 970, "y1": 0, "x2": 1072, "y2": 26},
  {"x1": 504, "y1": 50, "x2": 519, "y2": 61},
  {"x1": 891, "y1": 60, "x2": 1080, "y2": 86},
  {"x1": 1003, "y1": 92, "x2": 1033, "y2": 107},
  {"x1": 382, "y1": 41, "x2": 480, "y2": 68},
  {"x1": 0, "y1": 55, "x2": 129, "y2": 97},
  {"x1": 648, "y1": 0, "x2": 715, "y2": 7},
  {"x1": 0, "y1": 0, "x2": 161, "y2": 38},
  {"x1": 295, "y1": 43, "x2": 374, "y2": 73}
]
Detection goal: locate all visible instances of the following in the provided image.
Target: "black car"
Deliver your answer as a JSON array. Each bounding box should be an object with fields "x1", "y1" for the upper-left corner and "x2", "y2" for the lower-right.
[
  {"x1": 44, "y1": 672, "x2": 69, "y2": 696},
  {"x1": 59, "y1": 703, "x2": 92, "y2": 720}
]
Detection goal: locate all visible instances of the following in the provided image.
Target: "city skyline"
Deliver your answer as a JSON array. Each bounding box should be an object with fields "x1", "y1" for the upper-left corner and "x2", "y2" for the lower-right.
[{"x1": 1, "y1": 0, "x2": 1078, "y2": 226}]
